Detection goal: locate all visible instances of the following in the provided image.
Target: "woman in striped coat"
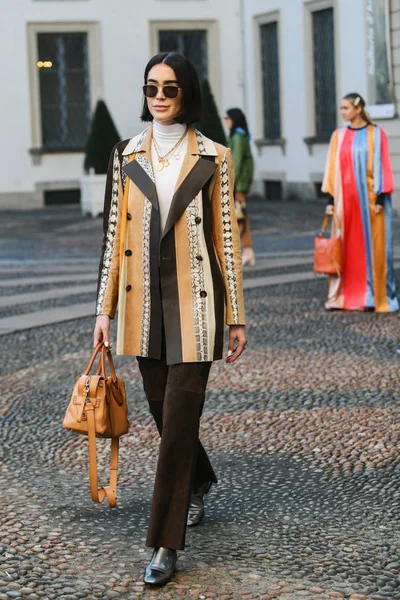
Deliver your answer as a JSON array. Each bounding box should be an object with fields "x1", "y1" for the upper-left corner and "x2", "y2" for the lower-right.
[
  {"x1": 93, "y1": 52, "x2": 246, "y2": 585},
  {"x1": 323, "y1": 92, "x2": 398, "y2": 312}
]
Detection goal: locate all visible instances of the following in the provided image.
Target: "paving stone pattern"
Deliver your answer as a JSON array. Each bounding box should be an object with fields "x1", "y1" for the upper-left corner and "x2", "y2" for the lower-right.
[{"x1": 1, "y1": 204, "x2": 400, "y2": 600}]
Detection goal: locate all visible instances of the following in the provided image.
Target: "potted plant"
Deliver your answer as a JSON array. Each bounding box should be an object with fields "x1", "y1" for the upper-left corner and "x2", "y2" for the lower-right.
[
  {"x1": 195, "y1": 78, "x2": 227, "y2": 145},
  {"x1": 80, "y1": 100, "x2": 121, "y2": 216}
]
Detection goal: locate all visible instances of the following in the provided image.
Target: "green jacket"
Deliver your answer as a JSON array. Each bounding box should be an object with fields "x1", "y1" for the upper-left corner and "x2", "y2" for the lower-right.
[{"x1": 228, "y1": 130, "x2": 254, "y2": 193}]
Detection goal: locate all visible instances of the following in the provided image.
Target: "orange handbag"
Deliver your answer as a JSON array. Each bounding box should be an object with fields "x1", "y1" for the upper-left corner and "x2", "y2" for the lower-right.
[
  {"x1": 314, "y1": 212, "x2": 343, "y2": 276},
  {"x1": 63, "y1": 342, "x2": 129, "y2": 507}
]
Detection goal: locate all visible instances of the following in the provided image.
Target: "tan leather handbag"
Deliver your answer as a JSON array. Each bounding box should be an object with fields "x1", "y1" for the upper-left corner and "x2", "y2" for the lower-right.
[
  {"x1": 63, "y1": 342, "x2": 129, "y2": 508},
  {"x1": 314, "y1": 212, "x2": 343, "y2": 276}
]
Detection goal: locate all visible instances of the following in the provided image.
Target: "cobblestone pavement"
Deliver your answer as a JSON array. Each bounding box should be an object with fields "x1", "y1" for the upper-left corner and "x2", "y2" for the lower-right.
[{"x1": 1, "y1": 202, "x2": 400, "y2": 600}]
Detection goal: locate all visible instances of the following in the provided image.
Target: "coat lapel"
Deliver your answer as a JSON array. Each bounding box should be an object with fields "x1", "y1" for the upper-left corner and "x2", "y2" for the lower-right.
[
  {"x1": 161, "y1": 127, "x2": 218, "y2": 240},
  {"x1": 121, "y1": 125, "x2": 218, "y2": 233},
  {"x1": 122, "y1": 126, "x2": 159, "y2": 211}
]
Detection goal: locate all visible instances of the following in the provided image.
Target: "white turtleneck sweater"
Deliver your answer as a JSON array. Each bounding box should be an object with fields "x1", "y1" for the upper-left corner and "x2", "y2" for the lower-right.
[{"x1": 152, "y1": 120, "x2": 188, "y2": 231}]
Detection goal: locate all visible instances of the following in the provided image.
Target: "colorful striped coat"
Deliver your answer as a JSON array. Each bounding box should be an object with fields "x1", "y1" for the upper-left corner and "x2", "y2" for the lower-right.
[
  {"x1": 96, "y1": 125, "x2": 246, "y2": 364},
  {"x1": 322, "y1": 124, "x2": 398, "y2": 312}
]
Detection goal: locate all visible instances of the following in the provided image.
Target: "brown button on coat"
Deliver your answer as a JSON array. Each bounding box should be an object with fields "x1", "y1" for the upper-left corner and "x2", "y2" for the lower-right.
[{"x1": 96, "y1": 125, "x2": 245, "y2": 365}]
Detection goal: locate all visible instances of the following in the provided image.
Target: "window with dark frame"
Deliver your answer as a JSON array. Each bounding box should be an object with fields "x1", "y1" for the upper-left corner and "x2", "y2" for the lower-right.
[
  {"x1": 44, "y1": 189, "x2": 81, "y2": 205},
  {"x1": 312, "y1": 8, "x2": 337, "y2": 138},
  {"x1": 158, "y1": 30, "x2": 208, "y2": 80},
  {"x1": 264, "y1": 180, "x2": 283, "y2": 201},
  {"x1": 314, "y1": 181, "x2": 324, "y2": 198},
  {"x1": 260, "y1": 21, "x2": 281, "y2": 140},
  {"x1": 37, "y1": 32, "x2": 91, "y2": 150}
]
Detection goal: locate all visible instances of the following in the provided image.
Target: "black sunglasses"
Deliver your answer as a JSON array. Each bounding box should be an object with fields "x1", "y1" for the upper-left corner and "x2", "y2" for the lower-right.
[{"x1": 143, "y1": 84, "x2": 181, "y2": 99}]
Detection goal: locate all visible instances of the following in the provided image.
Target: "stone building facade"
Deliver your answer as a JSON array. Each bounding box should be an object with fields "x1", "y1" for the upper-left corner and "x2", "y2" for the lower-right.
[
  {"x1": 243, "y1": 0, "x2": 400, "y2": 208},
  {"x1": 1, "y1": 0, "x2": 399, "y2": 209}
]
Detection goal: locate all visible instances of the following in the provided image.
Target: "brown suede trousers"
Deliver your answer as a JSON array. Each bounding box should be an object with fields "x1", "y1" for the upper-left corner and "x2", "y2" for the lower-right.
[{"x1": 137, "y1": 350, "x2": 217, "y2": 551}]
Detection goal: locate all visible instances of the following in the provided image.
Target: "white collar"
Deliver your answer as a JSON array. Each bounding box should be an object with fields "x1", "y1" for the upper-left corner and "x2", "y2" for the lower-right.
[
  {"x1": 152, "y1": 120, "x2": 186, "y2": 140},
  {"x1": 122, "y1": 126, "x2": 219, "y2": 157}
]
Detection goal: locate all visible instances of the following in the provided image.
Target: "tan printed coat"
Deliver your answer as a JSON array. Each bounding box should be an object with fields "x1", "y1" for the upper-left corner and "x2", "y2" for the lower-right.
[{"x1": 96, "y1": 125, "x2": 245, "y2": 365}]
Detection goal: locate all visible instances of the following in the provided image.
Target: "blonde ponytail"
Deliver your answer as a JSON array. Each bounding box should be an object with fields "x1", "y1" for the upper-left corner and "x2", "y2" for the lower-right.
[
  {"x1": 361, "y1": 109, "x2": 372, "y2": 125},
  {"x1": 344, "y1": 92, "x2": 373, "y2": 125}
]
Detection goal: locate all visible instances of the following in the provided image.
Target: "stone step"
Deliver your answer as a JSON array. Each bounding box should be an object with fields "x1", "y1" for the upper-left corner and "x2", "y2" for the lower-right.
[
  {"x1": 0, "y1": 263, "x2": 98, "y2": 275},
  {"x1": 1, "y1": 262, "x2": 399, "y2": 335},
  {"x1": 244, "y1": 271, "x2": 319, "y2": 289},
  {"x1": 0, "y1": 273, "x2": 97, "y2": 288},
  {"x1": 244, "y1": 256, "x2": 313, "y2": 272},
  {"x1": 0, "y1": 284, "x2": 95, "y2": 308},
  {"x1": 0, "y1": 270, "x2": 318, "y2": 335},
  {"x1": 0, "y1": 302, "x2": 95, "y2": 336}
]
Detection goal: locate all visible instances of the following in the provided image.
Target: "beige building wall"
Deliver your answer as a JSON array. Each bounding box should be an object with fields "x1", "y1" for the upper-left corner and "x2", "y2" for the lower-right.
[
  {"x1": 0, "y1": 0, "x2": 243, "y2": 210},
  {"x1": 388, "y1": 0, "x2": 400, "y2": 205},
  {"x1": 243, "y1": 0, "x2": 400, "y2": 210}
]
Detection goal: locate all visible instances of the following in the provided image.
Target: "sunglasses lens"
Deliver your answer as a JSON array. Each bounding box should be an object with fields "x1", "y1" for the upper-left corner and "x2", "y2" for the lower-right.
[
  {"x1": 164, "y1": 86, "x2": 179, "y2": 98},
  {"x1": 143, "y1": 85, "x2": 157, "y2": 98}
]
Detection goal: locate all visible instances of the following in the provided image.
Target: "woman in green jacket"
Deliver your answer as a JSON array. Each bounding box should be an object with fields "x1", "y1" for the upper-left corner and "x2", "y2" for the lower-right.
[{"x1": 225, "y1": 108, "x2": 255, "y2": 266}]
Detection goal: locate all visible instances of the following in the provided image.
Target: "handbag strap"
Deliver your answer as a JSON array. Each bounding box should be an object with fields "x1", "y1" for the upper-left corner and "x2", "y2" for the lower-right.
[
  {"x1": 85, "y1": 402, "x2": 119, "y2": 508},
  {"x1": 320, "y1": 211, "x2": 340, "y2": 234},
  {"x1": 83, "y1": 343, "x2": 104, "y2": 375},
  {"x1": 84, "y1": 344, "x2": 121, "y2": 507}
]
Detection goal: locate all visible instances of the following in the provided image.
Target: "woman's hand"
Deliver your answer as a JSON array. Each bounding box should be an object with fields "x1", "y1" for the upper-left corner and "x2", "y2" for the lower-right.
[
  {"x1": 93, "y1": 315, "x2": 111, "y2": 348},
  {"x1": 325, "y1": 205, "x2": 334, "y2": 215},
  {"x1": 374, "y1": 204, "x2": 384, "y2": 215},
  {"x1": 226, "y1": 325, "x2": 247, "y2": 363}
]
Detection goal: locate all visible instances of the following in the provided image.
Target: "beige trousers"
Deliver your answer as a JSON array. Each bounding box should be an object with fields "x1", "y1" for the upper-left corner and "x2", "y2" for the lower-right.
[{"x1": 235, "y1": 191, "x2": 253, "y2": 248}]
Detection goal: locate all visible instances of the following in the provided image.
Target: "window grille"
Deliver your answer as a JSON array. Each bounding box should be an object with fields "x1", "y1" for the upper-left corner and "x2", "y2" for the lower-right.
[
  {"x1": 260, "y1": 22, "x2": 281, "y2": 140},
  {"x1": 158, "y1": 30, "x2": 208, "y2": 80},
  {"x1": 44, "y1": 189, "x2": 80, "y2": 205},
  {"x1": 264, "y1": 180, "x2": 283, "y2": 201},
  {"x1": 37, "y1": 32, "x2": 91, "y2": 150},
  {"x1": 312, "y1": 8, "x2": 337, "y2": 137}
]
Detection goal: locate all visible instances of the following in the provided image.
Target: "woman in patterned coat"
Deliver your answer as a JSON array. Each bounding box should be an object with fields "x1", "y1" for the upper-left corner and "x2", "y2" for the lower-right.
[{"x1": 93, "y1": 52, "x2": 246, "y2": 585}]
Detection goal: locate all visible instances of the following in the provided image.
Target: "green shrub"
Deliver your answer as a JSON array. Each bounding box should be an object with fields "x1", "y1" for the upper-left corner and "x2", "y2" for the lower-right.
[
  {"x1": 195, "y1": 79, "x2": 227, "y2": 146},
  {"x1": 84, "y1": 100, "x2": 121, "y2": 175}
]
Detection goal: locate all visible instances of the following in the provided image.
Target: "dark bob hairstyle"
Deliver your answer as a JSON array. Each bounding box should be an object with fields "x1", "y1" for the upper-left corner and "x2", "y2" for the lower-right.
[
  {"x1": 226, "y1": 108, "x2": 250, "y2": 138},
  {"x1": 140, "y1": 51, "x2": 203, "y2": 124}
]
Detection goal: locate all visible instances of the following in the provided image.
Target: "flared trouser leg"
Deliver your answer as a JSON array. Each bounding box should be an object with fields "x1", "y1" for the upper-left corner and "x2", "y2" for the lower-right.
[{"x1": 137, "y1": 356, "x2": 217, "y2": 550}]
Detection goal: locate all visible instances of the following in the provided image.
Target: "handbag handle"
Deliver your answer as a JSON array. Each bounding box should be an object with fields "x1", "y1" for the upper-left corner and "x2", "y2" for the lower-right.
[
  {"x1": 98, "y1": 346, "x2": 118, "y2": 384},
  {"x1": 83, "y1": 342, "x2": 103, "y2": 375},
  {"x1": 320, "y1": 211, "x2": 340, "y2": 235},
  {"x1": 84, "y1": 343, "x2": 118, "y2": 384},
  {"x1": 92, "y1": 346, "x2": 123, "y2": 409}
]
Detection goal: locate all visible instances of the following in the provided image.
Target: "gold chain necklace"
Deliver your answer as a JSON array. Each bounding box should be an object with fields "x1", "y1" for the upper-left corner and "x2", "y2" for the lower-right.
[
  {"x1": 152, "y1": 127, "x2": 188, "y2": 171},
  {"x1": 153, "y1": 136, "x2": 184, "y2": 161}
]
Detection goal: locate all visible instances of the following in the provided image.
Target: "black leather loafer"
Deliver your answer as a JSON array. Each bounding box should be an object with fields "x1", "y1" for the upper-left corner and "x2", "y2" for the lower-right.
[
  {"x1": 143, "y1": 547, "x2": 177, "y2": 586},
  {"x1": 187, "y1": 481, "x2": 213, "y2": 527}
]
